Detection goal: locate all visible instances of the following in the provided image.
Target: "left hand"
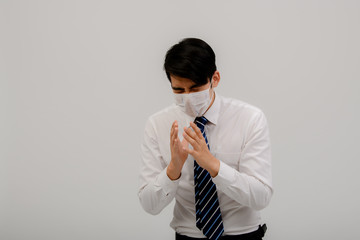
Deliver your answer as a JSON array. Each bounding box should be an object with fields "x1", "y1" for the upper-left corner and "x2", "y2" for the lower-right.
[{"x1": 182, "y1": 122, "x2": 220, "y2": 177}]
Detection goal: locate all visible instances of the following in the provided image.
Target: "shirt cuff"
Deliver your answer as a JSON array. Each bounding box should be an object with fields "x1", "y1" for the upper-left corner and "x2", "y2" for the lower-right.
[
  {"x1": 212, "y1": 161, "x2": 236, "y2": 191},
  {"x1": 156, "y1": 166, "x2": 181, "y2": 196}
]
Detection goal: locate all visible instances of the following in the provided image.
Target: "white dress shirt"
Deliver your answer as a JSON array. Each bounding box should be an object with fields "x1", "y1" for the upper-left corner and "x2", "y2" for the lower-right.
[{"x1": 138, "y1": 92, "x2": 273, "y2": 238}]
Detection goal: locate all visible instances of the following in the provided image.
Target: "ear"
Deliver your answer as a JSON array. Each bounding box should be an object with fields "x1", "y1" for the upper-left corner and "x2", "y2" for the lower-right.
[{"x1": 211, "y1": 71, "x2": 220, "y2": 88}]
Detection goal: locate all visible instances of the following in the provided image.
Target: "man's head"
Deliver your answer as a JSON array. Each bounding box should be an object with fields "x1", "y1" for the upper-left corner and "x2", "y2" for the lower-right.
[
  {"x1": 164, "y1": 38, "x2": 220, "y2": 117},
  {"x1": 164, "y1": 38, "x2": 219, "y2": 92}
]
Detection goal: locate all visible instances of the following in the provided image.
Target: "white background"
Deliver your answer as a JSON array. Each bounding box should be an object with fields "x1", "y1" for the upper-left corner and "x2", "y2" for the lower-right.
[{"x1": 1, "y1": 0, "x2": 359, "y2": 239}]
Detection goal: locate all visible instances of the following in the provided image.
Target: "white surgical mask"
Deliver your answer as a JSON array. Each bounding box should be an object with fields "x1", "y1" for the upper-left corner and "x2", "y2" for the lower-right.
[{"x1": 173, "y1": 86, "x2": 213, "y2": 118}]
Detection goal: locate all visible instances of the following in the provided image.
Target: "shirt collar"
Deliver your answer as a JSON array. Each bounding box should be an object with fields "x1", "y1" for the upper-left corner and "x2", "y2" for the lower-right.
[{"x1": 203, "y1": 91, "x2": 221, "y2": 125}]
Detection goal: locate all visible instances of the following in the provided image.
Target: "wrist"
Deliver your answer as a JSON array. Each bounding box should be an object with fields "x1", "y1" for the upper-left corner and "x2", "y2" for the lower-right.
[
  {"x1": 167, "y1": 161, "x2": 181, "y2": 180},
  {"x1": 208, "y1": 156, "x2": 220, "y2": 178}
]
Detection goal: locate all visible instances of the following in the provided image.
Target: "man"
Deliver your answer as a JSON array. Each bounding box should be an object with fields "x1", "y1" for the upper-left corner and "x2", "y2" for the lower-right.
[{"x1": 138, "y1": 38, "x2": 273, "y2": 240}]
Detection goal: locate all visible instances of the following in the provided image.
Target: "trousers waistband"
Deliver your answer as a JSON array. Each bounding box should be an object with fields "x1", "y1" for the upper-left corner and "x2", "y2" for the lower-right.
[{"x1": 176, "y1": 224, "x2": 267, "y2": 240}]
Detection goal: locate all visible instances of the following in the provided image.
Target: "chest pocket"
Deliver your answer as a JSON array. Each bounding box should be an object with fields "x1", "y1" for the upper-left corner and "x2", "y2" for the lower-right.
[{"x1": 213, "y1": 152, "x2": 241, "y2": 170}]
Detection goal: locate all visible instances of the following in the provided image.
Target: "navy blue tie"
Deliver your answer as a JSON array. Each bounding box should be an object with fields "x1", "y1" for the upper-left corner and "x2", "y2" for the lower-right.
[{"x1": 194, "y1": 116, "x2": 224, "y2": 240}]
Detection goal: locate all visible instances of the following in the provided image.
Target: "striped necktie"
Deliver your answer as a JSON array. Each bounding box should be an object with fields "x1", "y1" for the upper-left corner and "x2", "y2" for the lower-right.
[{"x1": 194, "y1": 116, "x2": 224, "y2": 240}]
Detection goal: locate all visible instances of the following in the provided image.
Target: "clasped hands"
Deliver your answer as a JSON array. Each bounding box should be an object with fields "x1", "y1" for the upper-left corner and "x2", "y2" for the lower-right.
[{"x1": 167, "y1": 120, "x2": 220, "y2": 180}]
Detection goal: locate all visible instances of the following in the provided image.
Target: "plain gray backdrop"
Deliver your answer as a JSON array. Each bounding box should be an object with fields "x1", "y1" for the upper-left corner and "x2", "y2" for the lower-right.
[{"x1": 1, "y1": 0, "x2": 359, "y2": 239}]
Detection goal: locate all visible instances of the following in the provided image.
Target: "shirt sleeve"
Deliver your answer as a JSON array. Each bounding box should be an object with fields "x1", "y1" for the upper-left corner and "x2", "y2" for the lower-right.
[
  {"x1": 212, "y1": 110, "x2": 273, "y2": 210},
  {"x1": 138, "y1": 118, "x2": 179, "y2": 215}
]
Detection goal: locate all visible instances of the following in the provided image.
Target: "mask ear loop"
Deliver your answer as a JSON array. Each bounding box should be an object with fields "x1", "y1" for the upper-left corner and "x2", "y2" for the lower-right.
[
  {"x1": 197, "y1": 77, "x2": 215, "y2": 119},
  {"x1": 209, "y1": 77, "x2": 215, "y2": 99}
]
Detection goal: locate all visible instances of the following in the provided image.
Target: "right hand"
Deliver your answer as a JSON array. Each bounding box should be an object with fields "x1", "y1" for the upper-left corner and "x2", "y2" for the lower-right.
[{"x1": 167, "y1": 120, "x2": 189, "y2": 180}]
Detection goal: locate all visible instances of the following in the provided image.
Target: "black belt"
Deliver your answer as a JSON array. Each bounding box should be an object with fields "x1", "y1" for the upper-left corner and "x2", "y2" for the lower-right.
[{"x1": 176, "y1": 224, "x2": 267, "y2": 240}]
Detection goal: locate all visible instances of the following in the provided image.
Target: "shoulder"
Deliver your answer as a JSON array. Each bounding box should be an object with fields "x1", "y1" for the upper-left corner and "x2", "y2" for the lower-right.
[
  {"x1": 219, "y1": 95, "x2": 264, "y2": 119},
  {"x1": 218, "y1": 95, "x2": 270, "y2": 134},
  {"x1": 148, "y1": 105, "x2": 178, "y2": 121},
  {"x1": 144, "y1": 104, "x2": 182, "y2": 133}
]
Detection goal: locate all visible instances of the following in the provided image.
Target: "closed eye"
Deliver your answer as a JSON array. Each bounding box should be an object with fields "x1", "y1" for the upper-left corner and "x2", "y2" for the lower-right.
[
  {"x1": 172, "y1": 86, "x2": 185, "y2": 93},
  {"x1": 190, "y1": 87, "x2": 202, "y2": 92},
  {"x1": 173, "y1": 90, "x2": 185, "y2": 94}
]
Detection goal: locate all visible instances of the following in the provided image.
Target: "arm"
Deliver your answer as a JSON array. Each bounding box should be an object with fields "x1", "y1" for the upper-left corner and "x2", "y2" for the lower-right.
[
  {"x1": 212, "y1": 111, "x2": 273, "y2": 210},
  {"x1": 138, "y1": 119, "x2": 179, "y2": 215}
]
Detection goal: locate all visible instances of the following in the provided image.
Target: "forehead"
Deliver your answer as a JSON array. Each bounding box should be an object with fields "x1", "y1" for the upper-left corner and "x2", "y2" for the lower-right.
[{"x1": 170, "y1": 75, "x2": 196, "y2": 88}]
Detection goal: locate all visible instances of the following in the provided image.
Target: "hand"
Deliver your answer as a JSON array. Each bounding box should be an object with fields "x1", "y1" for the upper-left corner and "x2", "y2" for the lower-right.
[
  {"x1": 182, "y1": 122, "x2": 220, "y2": 177},
  {"x1": 167, "y1": 120, "x2": 189, "y2": 180}
]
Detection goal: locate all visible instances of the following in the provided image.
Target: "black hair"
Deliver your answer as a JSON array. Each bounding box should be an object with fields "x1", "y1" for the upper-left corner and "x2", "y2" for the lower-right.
[{"x1": 163, "y1": 38, "x2": 216, "y2": 86}]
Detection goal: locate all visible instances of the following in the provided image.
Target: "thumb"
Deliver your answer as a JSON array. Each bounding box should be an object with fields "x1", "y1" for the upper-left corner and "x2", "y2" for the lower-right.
[{"x1": 181, "y1": 138, "x2": 189, "y2": 147}]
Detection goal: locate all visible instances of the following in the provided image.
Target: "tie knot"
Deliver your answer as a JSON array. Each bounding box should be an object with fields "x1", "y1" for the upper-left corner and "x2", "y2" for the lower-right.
[{"x1": 194, "y1": 116, "x2": 208, "y2": 130}]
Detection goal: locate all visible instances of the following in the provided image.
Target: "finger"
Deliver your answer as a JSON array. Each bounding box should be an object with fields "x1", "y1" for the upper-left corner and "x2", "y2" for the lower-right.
[
  {"x1": 170, "y1": 121, "x2": 177, "y2": 137},
  {"x1": 173, "y1": 135, "x2": 179, "y2": 148},
  {"x1": 184, "y1": 126, "x2": 198, "y2": 140},
  {"x1": 171, "y1": 120, "x2": 178, "y2": 129},
  {"x1": 173, "y1": 121, "x2": 179, "y2": 139},
  {"x1": 170, "y1": 122, "x2": 179, "y2": 145},
  {"x1": 170, "y1": 123, "x2": 175, "y2": 139},
  {"x1": 171, "y1": 127, "x2": 178, "y2": 145},
  {"x1": 181, "y1": 137, "x2": 188, "y2": 146},
  {"x1": 190, "y1": 122, "x2": 204, "y2": 139},
  {"x1": 182, "y1": 129, "x2": 199, "y2": 149}
]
